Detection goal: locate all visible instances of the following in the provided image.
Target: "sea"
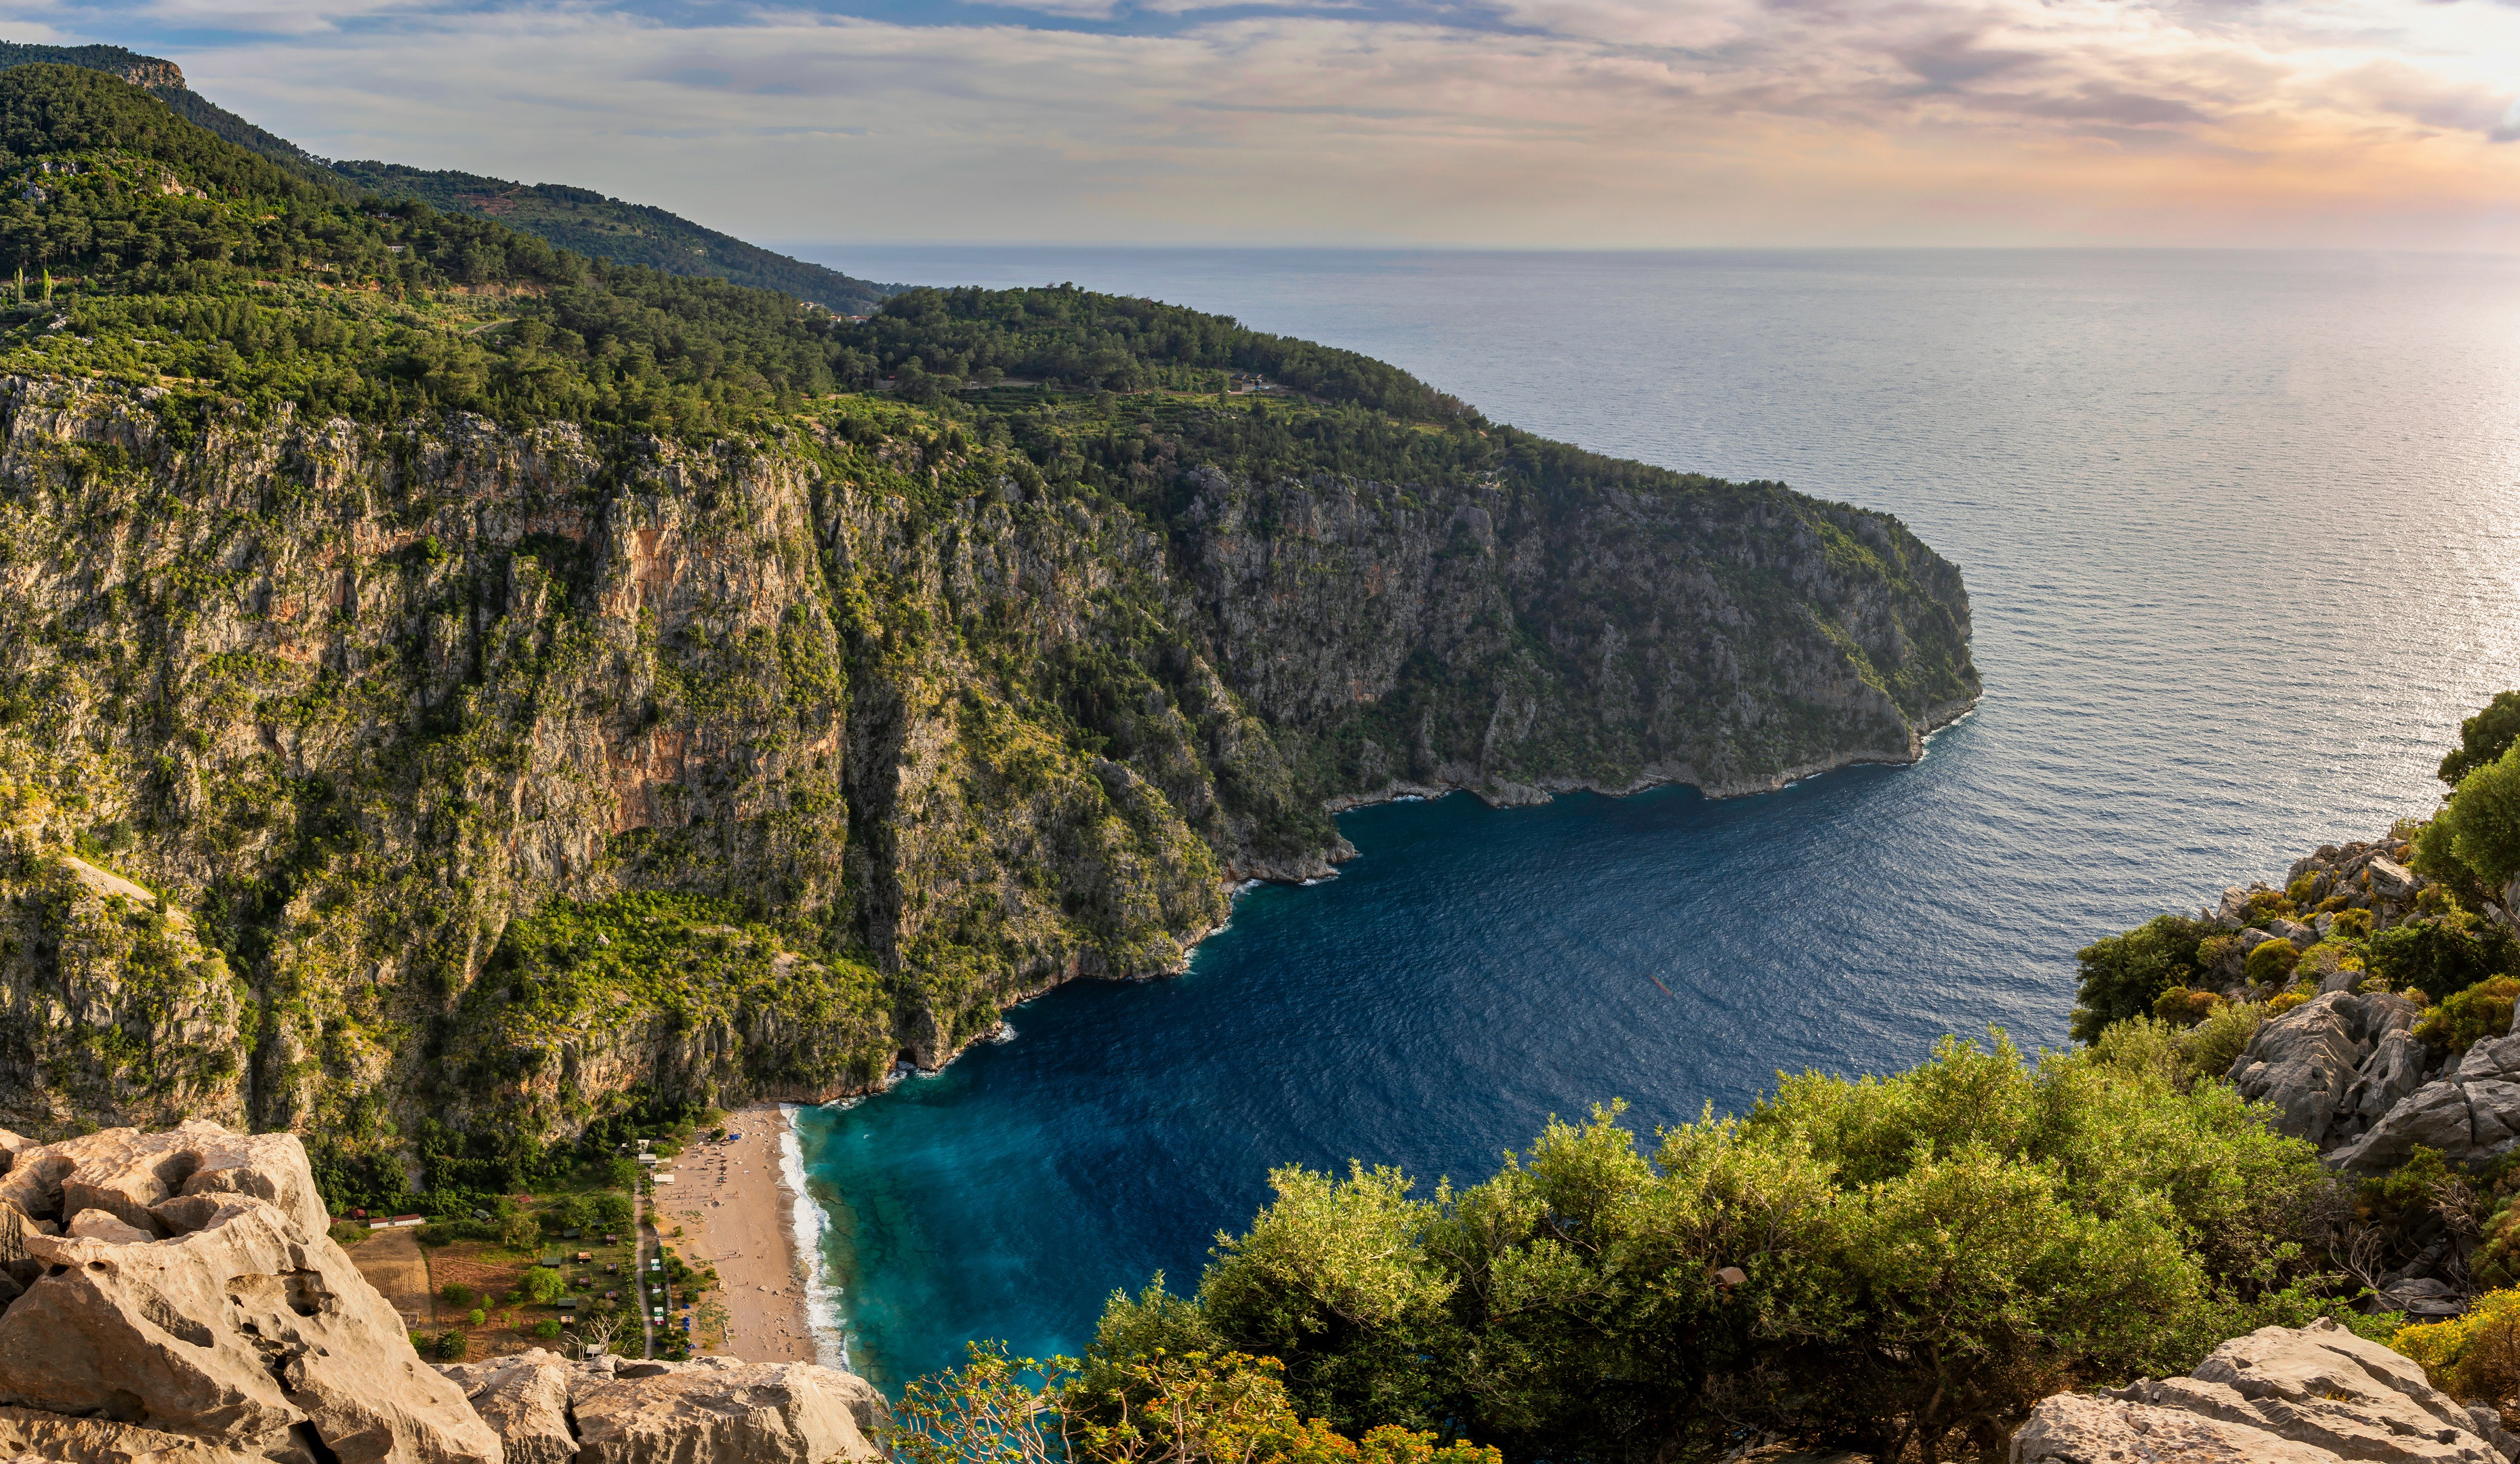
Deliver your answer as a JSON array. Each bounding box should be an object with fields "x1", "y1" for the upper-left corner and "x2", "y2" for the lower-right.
[{"x1": 771, "y1": 247, "x2": 2520, "y2": 1389}]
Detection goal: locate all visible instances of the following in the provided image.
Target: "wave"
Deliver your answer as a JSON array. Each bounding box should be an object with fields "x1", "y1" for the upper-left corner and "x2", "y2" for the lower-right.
[{"x1": 779, "y1": 1105, "x2": 849, "y2": 1370}]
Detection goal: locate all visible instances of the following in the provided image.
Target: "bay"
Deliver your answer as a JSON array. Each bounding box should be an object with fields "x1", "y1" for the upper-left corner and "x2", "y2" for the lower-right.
[{"x1": 780, "y1": 247, "x2": 2520, "y2": 1389}]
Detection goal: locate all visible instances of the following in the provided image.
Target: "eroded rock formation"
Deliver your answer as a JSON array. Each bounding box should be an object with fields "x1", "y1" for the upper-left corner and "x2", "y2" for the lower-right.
[
  {"x1": 0, "y1": 1120, "x2": 498, "y2": 1464},
  {"x1": 2012, "y1": 1319, "x2": 2515, "y2": 1463}
]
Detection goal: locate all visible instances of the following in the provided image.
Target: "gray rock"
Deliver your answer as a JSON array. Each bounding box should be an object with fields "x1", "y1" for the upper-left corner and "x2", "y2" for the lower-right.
[
  {"x1": 2465, "y1": 1405, "x2": 2520, "y2": 1463},
  {"x1": 2351, "y1": 1028, "x2": 2431, "y2": 1121},
  {"x1": 568, "y1": 1357, "x2": 886, "y2": 1464},
  {"x1": 0, "y1": 1122, "x2": 498, "y2": 1464},
  {"x1": 2012, "y1": 1390, "x2": 2338, "y2": 1462},
  {"x1": 439, "y1": 1350, "x2": 575, "y2": 1464},
  {"x1": 2372, "y1": 857, "x2": 2420, "y2": 900},
  {"x1": 2014, "y1": 1318, "x2": 2501, "y2": 1463},
  {"x1": 2232, "y1": 992, "x2": 2372, "y2": 1145}
]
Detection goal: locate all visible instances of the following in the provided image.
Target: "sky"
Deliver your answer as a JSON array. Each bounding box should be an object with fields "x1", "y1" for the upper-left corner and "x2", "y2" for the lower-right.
[{"x1": 2, "y1": 0, "x2": 2515, "y2": 251}]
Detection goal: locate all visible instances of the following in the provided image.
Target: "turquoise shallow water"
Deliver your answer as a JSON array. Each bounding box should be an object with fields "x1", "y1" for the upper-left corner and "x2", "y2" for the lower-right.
[{"x1": 783, "y1": 247, "x2": 2520, "y2": 1390}]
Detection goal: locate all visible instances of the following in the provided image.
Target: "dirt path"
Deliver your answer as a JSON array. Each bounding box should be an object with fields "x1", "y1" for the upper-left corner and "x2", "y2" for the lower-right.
[{"x1": 349, "y1": 1229, "x2": 433, "y2": 1329}]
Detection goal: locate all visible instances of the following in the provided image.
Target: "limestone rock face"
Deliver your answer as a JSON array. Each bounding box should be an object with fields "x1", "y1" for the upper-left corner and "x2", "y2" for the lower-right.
[
  {"x1": 0, "y1": 1404, "x2": 271, "y2": 1464},
  {"x1": 0, "y1": 1121, "x2": 498, "y2": 1464},
  {"x1": 2011, "y1": 1319, "x2": 2504, "y2": 1464},
  {"x1": 2334, "y1": 1009, "x2": 2520, "y2": 1173},
  {"x1": 567, "y1": 1356, "x2": 886, "y2": 1464},
  {"x1": 438, "y1": 1352, "x2": 893, "y2": 1464},
  {"x1": 438, "y1": 1352, "x2": 577, "y2": 1464},
  {"x1": 2232, "y1": 992, "x2": 2399, "y2": 1146}
]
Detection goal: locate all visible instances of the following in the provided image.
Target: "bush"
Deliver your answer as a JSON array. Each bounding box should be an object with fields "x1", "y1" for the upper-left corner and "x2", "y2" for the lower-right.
[
  {"x1": 432, "y1": 1330, "x2": 468, "y2": 1362},
  {"x1": 328, "y1": 1221, "x2": 371, "y2": 1247},
  {"x1": 1153, "y1": 1034, "x2": 2343, "y2": 1463},
  {"x1": 2417, "y1": 977, "x2": 2520, "y2": 1053},
  {"x1": 2369, "y1": 914, "x2": 2515, "y2": 1002},
  {"x1": 2332, "y1": 908, "x2": 2375, "y2": 941},
  {"x1": 890, "y1": 1345, "x2": 1502, "y2": 1464},
  {"x1": 442, "y1": 1282, "x2": 476, "y2": 1308},
  {"x1": 520, "y1": 1268, "x2": 569, "y2": 1306},
  {"x1": 531, "y1": 1317, "x2": 564, "y2": 1340},
  {"x1": 2151, "y1": 986, "x2": 2222, "y2": 1027},
  {"x1": 2397, "y1": 1288, "x2": 2520, "y2": 1407},
  {"x1": 2441, "y1": 692, "x2": 2520, "y2": 787},
  {"x1": 2071, "y1": 915, "x2": 2214, "y2": 1042},
  {"x1": 2442, "y1": 746, "x2": 2520, "y2": 890},
  {"x1": 468, "y1": 1308, "x2": 487, "y2": 1326},
  {"x1": 2246, "y1": 939, "x2": 2301, "y2": 988},
  {"x1": 2267, "y1": 989, "x2": 2313, "y2": 1017}
]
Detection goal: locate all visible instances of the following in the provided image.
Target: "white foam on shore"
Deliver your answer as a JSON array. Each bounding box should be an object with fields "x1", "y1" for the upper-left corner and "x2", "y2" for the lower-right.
[{"x1": 779, "y1": 1105, "x2": 849, "y2": 1370}]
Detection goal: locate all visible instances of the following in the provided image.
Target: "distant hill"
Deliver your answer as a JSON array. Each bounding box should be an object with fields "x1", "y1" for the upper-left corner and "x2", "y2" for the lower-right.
[
  {"x1": 333, "y1": 162, "x2": 893, "y2": 314},
  {"x1": 0, "y1": 39, "x2": 896, "y2": 312}
]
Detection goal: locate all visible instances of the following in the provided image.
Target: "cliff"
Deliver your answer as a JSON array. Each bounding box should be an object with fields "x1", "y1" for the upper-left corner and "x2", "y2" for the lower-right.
[
  {"x1": 0, "y1": 63, "x2": 1978, "y2": 1168},
  {"x1": 0, "y1": 375, "x2": 1973, "y2": 1153}
]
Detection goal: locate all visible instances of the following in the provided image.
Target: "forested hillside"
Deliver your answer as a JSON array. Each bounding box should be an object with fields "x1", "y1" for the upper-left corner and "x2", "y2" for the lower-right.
[{"x1": 0, "y1": 39, "x2": 895, "y2": 310}]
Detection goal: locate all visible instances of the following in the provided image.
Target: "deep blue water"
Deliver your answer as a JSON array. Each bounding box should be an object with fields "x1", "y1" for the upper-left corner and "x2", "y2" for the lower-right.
[{"x1": 783, "y1": 247, "x2": 2520, "y2": 1390}]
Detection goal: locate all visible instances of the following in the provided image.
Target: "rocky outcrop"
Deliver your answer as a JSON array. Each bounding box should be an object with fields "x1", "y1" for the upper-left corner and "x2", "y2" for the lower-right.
[
  {"x1": 0, "y1": 1120, "x2": 499, "y2": 1464},
  {"x1": 2230, "y1": 991, "x2": 2427, "y2": 1150},
  {"x1": 2012, "y1": 1319, "x2": 2511, "y2": 1463},
  {"x1": 2332, "y1": 1017, "x2": 2520, "y2": 1174},
  {"x1": 440, "y1": 1352, "x2": 888, "y2": 1464}
]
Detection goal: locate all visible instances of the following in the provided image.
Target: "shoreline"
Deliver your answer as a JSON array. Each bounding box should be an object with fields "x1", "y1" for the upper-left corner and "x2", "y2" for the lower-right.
[
  {"x1": 661, "y1": 1102, "x2": 820, "y2": 1364},
  {"x1": 786, "y1": 696, "x2": 1986, "y2": 1364}
]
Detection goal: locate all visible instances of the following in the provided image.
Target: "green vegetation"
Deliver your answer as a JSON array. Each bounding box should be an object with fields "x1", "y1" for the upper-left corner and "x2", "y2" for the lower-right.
[
  {"x1": 893, "y1": 1347, "x2": 1502, "y2": 1464},
  {"x1": 2068, "y1": 913, "x2": 2211, "y2": 1041},
  {"x1": 332, "y1": 162, "x2": 893, "y2": 313},
  {"x1": 911, "y1": 1035, "x2": 2370, "y2": 1464}
]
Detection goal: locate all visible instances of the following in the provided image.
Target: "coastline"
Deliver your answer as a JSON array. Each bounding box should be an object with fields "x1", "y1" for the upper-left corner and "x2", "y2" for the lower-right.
[{"x1": 661, "y1": 1102, "x2": 821, "y2": 1364}]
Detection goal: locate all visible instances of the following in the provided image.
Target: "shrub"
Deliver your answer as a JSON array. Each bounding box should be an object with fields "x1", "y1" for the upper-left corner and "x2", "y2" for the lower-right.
[
  {"x1": 328, "y1": 1221, "x2": 371, "y2": 1247},
  {"x1": 2267, "y1": 989, "x2": 2313, "y2": 1017},
  {"x1": 2368, "y1": 914, "x2": 2515, "y2": 1002},
  {"x1": 890, "y1": 1345, "x2": 1502, "y2": 1464},
  {"x1": 2397, "y1": 1288, "x2": 2520, "y2": 1407},
  {"x1": 2246, "y1": 939, "x2": 2301, "y2": 988},
  {"x1": 520, "y1": 1268, "x2": 569, "y2": 1306},
  {"x1": 2185, "y1": 1000, "x2": 2267, "y2": 1081},
  {"x1": 2071, "y1": 915, "x2": 2214, "y2": 1042},
  {"x1": 2288, "y1": 872, "x2": 2327, "y2": 905},
  {"x1": 2441, "y1": 691, "x2": 2520, "y2": 787},
  {"x1": 432, "y1": 1330, "x2": 468, "y2": 1362},
  {"x1": 2442, "y1": 746, "x2": 2520, "y2": 890},
  {"x1": 1161, "y1": 1034, "x2": 2345, "y2": 1463},
  {"x1": 468, "y1": 1308, "x2": 487, "y2": 1327},
  {"x1": 441, "y1": 1282, "x2": 476, "y2": 1308},
  {"x1": 2151, "y1": 986, "x2": 2221, "y2": 1027},
  {"x1": 2332, "y1": 908, "x2": 2375, "y2": 941},
  {"x1": 531, "y1": 1317, "x2": 564, "y2": 1340},
  {"x1": 2416, "y1": 977, "x2": 2520, "y2": 1053}
]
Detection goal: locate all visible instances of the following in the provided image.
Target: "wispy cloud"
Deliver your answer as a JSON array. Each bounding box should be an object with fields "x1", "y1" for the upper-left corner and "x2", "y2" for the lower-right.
[{"x1": 10, "y1": 0, "x2": 2517, "y2": 249}]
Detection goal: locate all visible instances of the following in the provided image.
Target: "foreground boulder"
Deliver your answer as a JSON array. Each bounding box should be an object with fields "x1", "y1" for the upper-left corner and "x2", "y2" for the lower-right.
[
  {"x1": 2012, "y1": 1318, "x2": 2510, "y2": 1463},
  {"x1": 441, "y1": 1352, "x2": 888, "y2": 1464},
  {"x1": 0, "y1": 1120, "x2": 500, "y2": 1464}
]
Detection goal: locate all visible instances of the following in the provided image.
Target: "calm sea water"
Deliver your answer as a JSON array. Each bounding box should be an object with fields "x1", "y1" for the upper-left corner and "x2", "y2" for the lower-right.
[{"x1": 781, "y1": 247, "x2": 2520, "y2": 1389}]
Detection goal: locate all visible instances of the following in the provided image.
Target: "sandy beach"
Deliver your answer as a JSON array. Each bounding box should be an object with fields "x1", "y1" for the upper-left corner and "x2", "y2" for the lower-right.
[{"x1": 659, "y1": 1103, "x2": 821, "y2": 1362}]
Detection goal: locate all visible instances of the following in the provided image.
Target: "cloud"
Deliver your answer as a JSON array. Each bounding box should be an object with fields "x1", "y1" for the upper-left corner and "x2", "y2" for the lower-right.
[{"x1": 33, "y1": 0, "x2": 2520, "y2": 249}]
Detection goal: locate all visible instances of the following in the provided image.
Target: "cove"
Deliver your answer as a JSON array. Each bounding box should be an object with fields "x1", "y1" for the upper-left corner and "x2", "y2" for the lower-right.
[
  {"x1": 797, "y1": 741, "x2": 2089, "y2": 1392},
  {"x1": 791, "y1": 247, "x2": 2520, "y2": 1391}
]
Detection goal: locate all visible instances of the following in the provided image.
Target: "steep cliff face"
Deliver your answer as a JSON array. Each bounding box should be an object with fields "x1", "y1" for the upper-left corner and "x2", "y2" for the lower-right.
[{"x1": 0, "y1": 375, "x2": 1975, "y2": 1150}]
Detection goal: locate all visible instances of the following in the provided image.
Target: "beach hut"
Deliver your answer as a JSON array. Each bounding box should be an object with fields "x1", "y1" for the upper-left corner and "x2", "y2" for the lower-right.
[{"x1": 575, "y1": 1251, "x2": 592, "y2": 1263}]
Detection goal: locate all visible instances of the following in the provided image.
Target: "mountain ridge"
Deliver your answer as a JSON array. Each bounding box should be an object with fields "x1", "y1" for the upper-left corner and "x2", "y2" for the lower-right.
[{"x1": 0, "y1": 38, "x2": 896, "y2": 311}]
